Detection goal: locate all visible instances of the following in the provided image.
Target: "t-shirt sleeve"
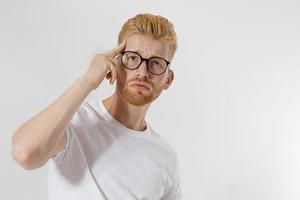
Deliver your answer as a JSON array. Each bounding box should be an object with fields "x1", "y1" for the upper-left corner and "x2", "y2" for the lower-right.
[
  {"x1": 50, "y1": 124, "x2": 73, "y2": 164},
  {"x1": 162, "y1": 159, "x2": 182, "y2": 200}
]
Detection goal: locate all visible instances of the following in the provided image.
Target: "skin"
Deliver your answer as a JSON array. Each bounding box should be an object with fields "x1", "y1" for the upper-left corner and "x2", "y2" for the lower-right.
[
  {"x1": 103, "y1": 34, "x2": 175, "y2": 131},
  {"x1": 11, "y1": 33, "x2": 174, "y2": 170}
]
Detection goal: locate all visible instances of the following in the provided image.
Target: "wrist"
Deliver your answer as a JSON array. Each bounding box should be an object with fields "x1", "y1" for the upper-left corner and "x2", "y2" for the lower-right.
[{"x1": 77, "y1": 75, "x2": 97, "y2": 93}]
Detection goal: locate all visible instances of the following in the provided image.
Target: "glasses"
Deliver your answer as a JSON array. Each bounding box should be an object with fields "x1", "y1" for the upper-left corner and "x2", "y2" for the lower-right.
[{"x1": 120, "y1": 51, "x2": 170, "y2": 75}]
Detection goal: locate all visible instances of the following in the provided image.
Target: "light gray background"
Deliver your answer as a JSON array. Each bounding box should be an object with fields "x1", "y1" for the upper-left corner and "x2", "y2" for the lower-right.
[{"x1": 1, "y1": 0, "x2": 300, "y2": 199}]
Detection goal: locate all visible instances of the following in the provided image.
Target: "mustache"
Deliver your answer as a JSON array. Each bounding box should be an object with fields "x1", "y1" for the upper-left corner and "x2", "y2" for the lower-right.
[{"x1": 127, "y1": 77, "x2": 153, "y2": 86}]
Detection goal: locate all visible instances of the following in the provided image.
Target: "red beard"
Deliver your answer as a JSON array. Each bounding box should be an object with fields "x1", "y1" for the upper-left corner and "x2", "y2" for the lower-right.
[{"x1": 117, "y1": 77, "x2": 162, "y2": 106}]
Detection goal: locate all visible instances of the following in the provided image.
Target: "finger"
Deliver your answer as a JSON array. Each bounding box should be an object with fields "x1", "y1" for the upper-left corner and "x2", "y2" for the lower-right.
[
  {"x1": 113, "y1": 53, "x2": 121, "y2": 59},
  {"x1": 106, "y1": 71, "x2": 112, "y2": 80},
  {"x1": 107, "y1": 56, "x2": 119, "y2": 67},
  {"x1": 104, "y1": 40, "x2": 126, "y2": 58},
  {"x1": 106, "y1": 57, "x2": 119, "y2": 85},
  {"x1": 105, "y1": 60, "x2": 117, "y2": 85},
  {"x1": 109, "y1": 64, "x2": 117, "y2": 85}
]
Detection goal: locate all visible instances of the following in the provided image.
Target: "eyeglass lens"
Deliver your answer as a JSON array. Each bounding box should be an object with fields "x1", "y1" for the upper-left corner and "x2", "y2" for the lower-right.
[{"x1": 121, "y1": 52, "x2": 167, "y2": 75}]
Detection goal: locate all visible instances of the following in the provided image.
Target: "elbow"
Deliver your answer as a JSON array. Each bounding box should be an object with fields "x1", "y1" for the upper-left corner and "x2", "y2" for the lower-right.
[
  {"x1": 12, "y1": 145, "x2": 34, "y2": 170},
  {"x1": 11, "y1": 139, "x2": 42, "y2": 170}
]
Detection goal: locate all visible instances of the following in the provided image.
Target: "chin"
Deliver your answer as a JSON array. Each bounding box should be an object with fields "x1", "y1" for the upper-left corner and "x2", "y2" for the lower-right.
[
  {"x1": 116, "y1": 81, "x2": 161, "y2": 106},
  {"x1": 124, "y1": 91, "x2": 153, "y2": 106},
  {"x1": 121, "y1": 86, "x2": 159, "y2": 106}
]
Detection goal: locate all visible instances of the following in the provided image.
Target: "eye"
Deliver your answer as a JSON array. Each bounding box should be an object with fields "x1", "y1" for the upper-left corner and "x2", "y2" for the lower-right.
[
  {"x1": 128, "y1": 55, "x2": 139, "y2": 61},
  {"x1": 151, "y1": 60, "x2": 160, "y2": 65},
  {"x1": 149, "y1": 59, "x2": 164, "y2": 69}
]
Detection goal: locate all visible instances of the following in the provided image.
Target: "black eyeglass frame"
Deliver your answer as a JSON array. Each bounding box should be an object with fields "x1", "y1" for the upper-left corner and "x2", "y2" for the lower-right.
[{"x1": 119, "y1": 51, "x2": 171, "y2": 75}]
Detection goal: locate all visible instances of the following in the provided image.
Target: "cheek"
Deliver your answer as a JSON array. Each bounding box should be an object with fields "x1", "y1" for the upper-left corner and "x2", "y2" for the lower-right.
[
  {"x1": 152, "y1": 77, "x2": 166, "y2": 91},
  {"x1": 117, "y1": 67, "x2": 133, "y2": 87},
  {"x1": 116, "y1": 64, "x2": 126, "y2": 80},
  {"x1": 157, "y1": 74, "x2": 168, "y2": 85}
]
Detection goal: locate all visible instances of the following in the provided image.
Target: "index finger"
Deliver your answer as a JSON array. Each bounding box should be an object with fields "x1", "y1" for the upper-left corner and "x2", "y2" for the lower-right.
[{"x1": 105, "y1": 40, "x2": 126, "y2": 58}]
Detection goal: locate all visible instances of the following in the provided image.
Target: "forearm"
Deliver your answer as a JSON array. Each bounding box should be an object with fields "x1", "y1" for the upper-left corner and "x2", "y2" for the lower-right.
[{"x1": 12, "y1": 75, "x2": 94, "y2": 169}]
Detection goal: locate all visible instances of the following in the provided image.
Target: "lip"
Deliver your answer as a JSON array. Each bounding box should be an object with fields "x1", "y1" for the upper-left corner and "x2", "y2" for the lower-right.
[{"x1": 129, "y1": 81, "x2": 151, "y2": 90}]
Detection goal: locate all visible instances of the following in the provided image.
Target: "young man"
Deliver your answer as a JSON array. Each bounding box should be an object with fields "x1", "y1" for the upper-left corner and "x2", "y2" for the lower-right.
[{"x1": 12, "y1": 13, "x2": 181, "y2": 199}]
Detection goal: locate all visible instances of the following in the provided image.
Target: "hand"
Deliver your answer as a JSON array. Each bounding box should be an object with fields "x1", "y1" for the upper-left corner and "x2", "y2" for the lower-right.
[{"x1": 83, "y1": 40, "x2": 126, "y2": 90}]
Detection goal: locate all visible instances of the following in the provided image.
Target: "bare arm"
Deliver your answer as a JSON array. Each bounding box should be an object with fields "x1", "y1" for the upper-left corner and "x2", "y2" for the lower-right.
[
  {"x1": 11, "y1": 76, "x2": 94, "y2": 170},
  {"x1": 11, "y1": 40, "x2": 126, "y2": 170}
]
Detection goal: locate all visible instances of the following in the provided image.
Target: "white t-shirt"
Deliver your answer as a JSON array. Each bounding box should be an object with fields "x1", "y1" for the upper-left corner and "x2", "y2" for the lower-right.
[{"x1": 47, "y1": 99, "x2": 181, "y2": 200}]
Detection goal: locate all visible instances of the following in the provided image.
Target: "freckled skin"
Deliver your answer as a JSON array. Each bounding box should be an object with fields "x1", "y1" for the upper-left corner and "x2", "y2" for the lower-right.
[{"x1": 115, "y1": 34, "x2": 174, "y2": 106}]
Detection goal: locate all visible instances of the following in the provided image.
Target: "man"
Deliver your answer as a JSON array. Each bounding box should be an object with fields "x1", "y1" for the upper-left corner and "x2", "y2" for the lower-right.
[{"x1": 12, "y1": 13, "x2": 181, "y2": 199}]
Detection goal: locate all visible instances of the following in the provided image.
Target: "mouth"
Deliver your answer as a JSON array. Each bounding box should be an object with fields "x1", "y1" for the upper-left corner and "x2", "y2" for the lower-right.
[{"x1": 129, "y1": 82, "x2": 151, "y2": 90}]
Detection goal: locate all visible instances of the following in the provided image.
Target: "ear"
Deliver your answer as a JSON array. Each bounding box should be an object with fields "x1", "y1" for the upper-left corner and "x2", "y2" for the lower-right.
[{"x1": 162, "y1": 69, "x2": 174, "y2": 90}]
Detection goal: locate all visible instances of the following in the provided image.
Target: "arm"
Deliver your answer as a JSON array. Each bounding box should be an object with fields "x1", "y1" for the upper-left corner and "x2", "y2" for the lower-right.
[
  {"x1": 11, "y1": 40, "x2": 126, "y2": 170},
  {"x1": 11, "y1": 76, "x2": 95, "y2": 170}
]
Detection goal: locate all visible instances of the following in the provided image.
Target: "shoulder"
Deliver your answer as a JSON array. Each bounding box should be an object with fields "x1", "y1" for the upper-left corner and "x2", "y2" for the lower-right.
[
  {"x1": 149, "y1": 126, "x2": 179, "y2": 164},
  {"x1": 149, "y1": 127, "x2": 181, "y2": 197},
  {"x1": 70, "y1": 100, "x2": 105, "y2": 125}
]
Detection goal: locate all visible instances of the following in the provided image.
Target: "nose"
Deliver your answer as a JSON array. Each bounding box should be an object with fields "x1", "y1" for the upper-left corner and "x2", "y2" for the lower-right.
[{"x1": 136, "y1": 60, "x2": 149, "y2": 78}]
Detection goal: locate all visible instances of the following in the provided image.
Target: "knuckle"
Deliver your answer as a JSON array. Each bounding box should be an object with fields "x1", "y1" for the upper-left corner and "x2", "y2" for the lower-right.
[{"x1": 95, "y1": 53, "x2": 102, "y2": 58}]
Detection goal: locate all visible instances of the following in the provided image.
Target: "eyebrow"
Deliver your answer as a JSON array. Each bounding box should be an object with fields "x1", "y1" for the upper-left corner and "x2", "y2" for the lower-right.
[{"x1": 125, "y1": 49, "x2": 166, "y2": 60}]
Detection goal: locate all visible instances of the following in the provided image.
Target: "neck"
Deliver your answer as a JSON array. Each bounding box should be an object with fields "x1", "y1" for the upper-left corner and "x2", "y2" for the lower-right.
[{"x1": 102, "y1": 92, "x2": 151, "y2": 132}]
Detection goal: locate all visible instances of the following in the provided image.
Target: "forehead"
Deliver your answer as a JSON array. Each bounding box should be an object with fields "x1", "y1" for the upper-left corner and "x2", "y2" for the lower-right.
[{"x1": 124, "y1": 34, "x2": 169, "y2": 59}]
